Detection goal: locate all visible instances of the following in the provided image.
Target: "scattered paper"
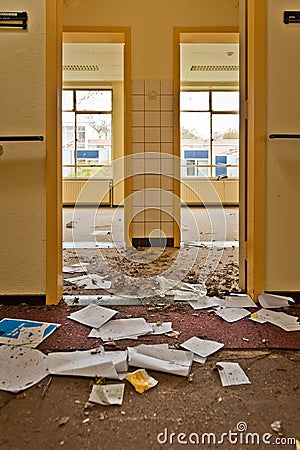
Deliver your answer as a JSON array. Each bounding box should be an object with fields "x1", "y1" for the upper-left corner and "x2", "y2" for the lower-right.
[
  {"x1": 63, "y1": 264, "x2": 89, "y2": 274},
  {"x1": 126, "y1": 369, "x2": 158, "y2": 393},
  {"x1": 250, "y1": 309, "x2": 300, "y2": 332},
  {"x1": 223, "y1": 295, "x2": 257, "y2": 308},
  {"x1": 68, "y1": 304, "x2": 118, "y2": 329},
  {"x1": 0, "y1": 318, "x2": 60, "y2": 348},
  {"x1": 128, "y1": 344, "x2": 193, "y2": 377},
  {"x1": 180, "y1": 337, "x2": 224, "y2": 358},
  {"x1": 89, "y1": 383, "x2": 125, "y2": 405},
  {"x1": 89, "y1": 318, "x2": 153, "y2": 341},
  {"x1": 214, "y1": 307, "x2": 251, "y2": 323},
  {"x1": 47, "y1": 348, "x2": 128, "y2": 379},
  {"x1": 188, "y1": 296, "x2": 224, "y2": 310},
  {"x1": 0, "y1": 345, "x2": 48, "y2": 393},
  {"x1": 192, "y1": 354, "x2": 207, "y2": 364},
  {"x1": 65, "y1": 274, "x2": 112, "y2": 290},
  {"x1": 216, "y1": 362, "x2": 251, "y2": 387},
  {"x1": 149, "y1": 322, "x2": 173, "y2": 335},
  {"x1": 258, "y1": 293, "x2": 294, "y2": 309}
]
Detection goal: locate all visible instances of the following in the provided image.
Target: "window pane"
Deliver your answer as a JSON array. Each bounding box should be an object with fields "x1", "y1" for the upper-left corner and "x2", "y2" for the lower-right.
[
  {"x1": 212, "y1": 91, "x2": 239, "y2": 111},
  {"x1": 76, "y1": 114, "x2": 112, "y2": 166},
  {"x1": 76, "y1": 90, "x2": 112, "y2": 111},
  {"x1": 62, "y1": 112, "x2": 75, "y2": 166},
  {"x1": 62, "y1": 90, "x2": 73, "y2": 110},
  {"x1": 212, "y1": 114, "x2": 239, "y2": 178},
  {"x1": 180, "y1": 91, "x2": 209, "y2": 111}
]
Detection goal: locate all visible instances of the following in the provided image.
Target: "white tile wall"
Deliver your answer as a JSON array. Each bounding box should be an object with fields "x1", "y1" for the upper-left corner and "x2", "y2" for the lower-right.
[{"x1": 131, "y1": 79, "x2": 174, "y2": 241}]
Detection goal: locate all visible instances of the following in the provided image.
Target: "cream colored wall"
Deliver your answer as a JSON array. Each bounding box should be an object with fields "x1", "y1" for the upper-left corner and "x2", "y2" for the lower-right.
[
  {"x1": 265, "y1": 0, "x2": 300, "y2": 291},
  {"x1": 0, "y1": 0, "x2": 46, "y2": 295},
  {"x1": 63, "y1": 0, "x2": 239, "y2": 79}
]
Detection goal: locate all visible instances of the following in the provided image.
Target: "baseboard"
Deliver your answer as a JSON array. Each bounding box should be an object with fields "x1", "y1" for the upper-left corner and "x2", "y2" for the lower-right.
[{"x1": 0, "y1": 295, "x2": 46, "y2": 305}]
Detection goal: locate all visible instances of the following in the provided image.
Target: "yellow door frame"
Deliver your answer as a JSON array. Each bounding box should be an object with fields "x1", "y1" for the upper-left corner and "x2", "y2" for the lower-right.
[
  {"x1": 46, "y1": 0, "x2": 63, "y2": 305},
  {"x1": 173, "y1": 25, "x2": 266, "y2": 299},
  {"x1": 46, "y1": 24, "x2": 131, "y2": 304}
]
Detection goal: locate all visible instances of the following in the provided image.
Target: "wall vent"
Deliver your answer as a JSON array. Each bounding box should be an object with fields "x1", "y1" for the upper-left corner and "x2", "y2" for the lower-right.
[
  {"x1": 63, "y1": 64, "x2": 101, "y2": 71},
  {"x1": 190, "y1": 65, "x2": 239, "y2": 72}
]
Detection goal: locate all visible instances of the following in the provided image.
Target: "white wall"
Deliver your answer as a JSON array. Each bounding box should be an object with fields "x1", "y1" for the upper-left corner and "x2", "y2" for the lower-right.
[{"x1": 0, "y1": 1, "x2": 46, "y2": 295}]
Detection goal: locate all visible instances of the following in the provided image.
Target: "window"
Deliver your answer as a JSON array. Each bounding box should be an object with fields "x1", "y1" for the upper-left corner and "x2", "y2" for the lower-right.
[
  {"x1": 62, "y1": 89, "x2": 112, "y2": 178},
  {"x1": 180, "y1": 90, "x2": 239, "y2": 178}
]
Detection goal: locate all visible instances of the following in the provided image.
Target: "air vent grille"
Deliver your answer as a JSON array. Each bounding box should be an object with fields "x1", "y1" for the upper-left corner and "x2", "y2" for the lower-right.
[
  {"x1": 63, "y1": 64, "x2": 100, "y2": 71},
  {"x1": 190, "y1": 65, "x2": 239, "y2": 72}
]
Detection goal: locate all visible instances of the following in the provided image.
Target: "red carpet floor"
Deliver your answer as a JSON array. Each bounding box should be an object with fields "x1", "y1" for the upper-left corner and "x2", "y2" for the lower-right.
[{"x1": 0, "y1": 302, "x2": 299, "y2": 353}]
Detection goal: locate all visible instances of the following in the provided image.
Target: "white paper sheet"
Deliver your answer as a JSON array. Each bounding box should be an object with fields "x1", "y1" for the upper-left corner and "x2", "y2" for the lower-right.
[
  {"x1": 251, "y1": 309, "x2": 300, "y2": 331},
  {"x1": 0, "y1": 345, "x2": 49, "y2": 393},
  {"x1": 258, "y1": 293, "x2": 295, "y2": 309},
  {"x1": 47, "y1": 348, "x2": 127, "y2": 379},
  {"x1": 90, "y1": 230, "x2": 111, "y2": 236},
  {"x1": 188, "y1": 296, "x2": 224, "y2": 310},
  {"x1": 68, "y1": 304, "x2": 118, "y2": 329},
  {"x1": 89, "y1": 318, "x2": 153, "y2": 341},
  {"x1": 216, "y1": 362, "x2": 251, "y2": 387},
  {"x1": 214, "y1": 307, "x2": 251, "y2": 322},
  {"x1": 65, "y1": 274, "x2": 112, "y2": 290},
  {"x1": 89, "y1": 384, "x2": 125, "y2": 405},
  {"x1": 223, "y1": 295, "x2": 257, "y2": 308},
  {"x1": 127, "y1": 344, "x2": 193, "y2": 377},
  {"x1": 149, "y1": 322, "x2": 173, "y2": 335},
  {"x1": 180, "y1": 337, "x2": 224, "y2": 358},
  {"x1": 63, "y1": 265, "x2": 88, "y2": 274}
]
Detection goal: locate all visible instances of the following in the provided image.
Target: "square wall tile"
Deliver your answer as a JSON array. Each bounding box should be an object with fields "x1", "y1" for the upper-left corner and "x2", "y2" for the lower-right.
[
  {"x1": 132, "y1": 80, "x2": 145, "y2": 94},
  {"x1": 145, "y1": 143, "x2": 160, "y2": 153},
  {"x1": 132, "y1": 127, "x2": 145, "y2": 143},
  {"x1": 132, "y1": 95, "x2": 145, "y2": 111},
  {"x1": 145, "y1": 208, "x2": 161, "y2": 222},
  {"x1": 131, "y1": 222, "x2": 145, "y2": 238},
  {"x1": 161, "y1": 127, "x2": 173, "y2": 143},
  {"x1": 145, "y1": 79, "x2": 160, "y2": 93},
  {"x1": 145, "y1": 95, "x2": 160, "y2": 111},
  {"x1": 161, "y1": 143, "x2": 174, "y2": 155},
  {"x1": 131, "y1": 190, "x2": 145, "y2": 206},
  {"x1": 161, "y1": 111, "x2": 173, "y2": 127},
  {"x1": 161, "y1": 79, "x2": 173, "y2": 94},
  {"x1": 131, "y1": 143, "x2": 145, "y2": 154},
  {"x1": 145, "y1": 222, "x2": 164, "y2": 238},
  {"x1": 144, "y1": 156, "x2": 160, "y2": 173},
  {"x1": 145, "y1": 189, "x2": 161, "y2": 207},
  {"x1": 145, "y1": 174, "x2": 160, "y2": 189},
  {"x1": 161, "y1": 209, "x2": 174, "y2": 222},
  {"x1": 160, "y1": 222, "x2": 174, "y2": 237},
  {"x1": 161, "y1": 175, "x2": 174, "y2": 191},
  {"x1": 132, "y1": 210, "x2": 145, "y2": 222},
  {"x1": 132, "y1": 111, "x2": 144, "y2": 127},
  {"x1": 161, "y1": 95, "x2": 173, "y2": 111},
  {"x1": 132, "y1": 174, "x2": 144, "y2": 190},
  {"x1": 161, "y1": 190, "x2": 174, "y2": 206},
  {"x1": 145, "y1": 127, "x2": 160, "y2": 143},
  {"x1": 145, "y1": 111, "x2": 160, "y2": 127},
  {"x1": 131, "y1": 157, "x2": 145, "y2": 175},
  {"x1": 161, "y1": 156, "x2": 174, "y2": 175}
]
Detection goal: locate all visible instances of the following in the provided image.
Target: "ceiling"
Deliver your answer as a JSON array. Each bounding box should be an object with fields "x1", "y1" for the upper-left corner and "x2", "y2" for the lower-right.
[{"x1": 62, "y1": 42, "x2": 239, "y2": 84}]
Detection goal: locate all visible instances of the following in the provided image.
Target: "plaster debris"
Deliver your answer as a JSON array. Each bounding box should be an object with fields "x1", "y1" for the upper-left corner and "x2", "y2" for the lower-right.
[
  {"x1": 125, "y1": 369, "x2": 158, "y2": 393},
  {"x1": 216, "y1": 362, "x2": 251, "y2": 387},
  {"x1": 258, "y1": 293, "x2": 294, "y2": 309},
  {"x1": 128, "y1": 344, "x2": 193, "y2": 377},
  {"x1": 65, "y1": 274, "x2": 112, "y2": 290},
  {"x1": 89, "y1": 318, "x2": 153, "y2": 341},
  {"x1": 0, "y1": 318, "x2": 60, "y2": 348},
  {"x1": 68, "y1": 304, "x2": 118, "y2": 329},
  {"x1": 0, "y1": 345, "x2": 48, "y2": 393},
  {"x1": 63, "y1": 264, "x2": 89, "y2": 274},
  {"x1": 90, "y1": 230, "x2": 111, "y2": 236},
  {"x1": 214, "y1": 307, "x2": 251, "y2": 323},
  {"x1": 89, "y1": 383, "x2": 125, "y2": 405},
  {"x1": 180, "y1": 336, "x2": 224, "y2": 358}
]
